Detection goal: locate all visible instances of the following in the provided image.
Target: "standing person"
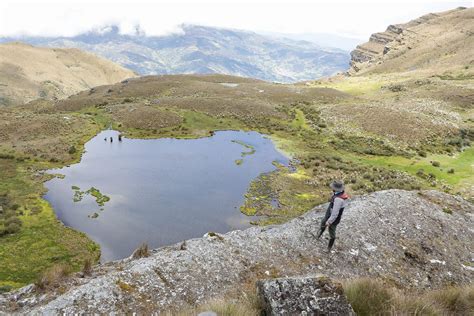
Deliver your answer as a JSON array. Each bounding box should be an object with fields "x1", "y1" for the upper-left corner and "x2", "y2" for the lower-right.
[{"x1": 317, "y1": 180, "x2": 350, "y2": 252}]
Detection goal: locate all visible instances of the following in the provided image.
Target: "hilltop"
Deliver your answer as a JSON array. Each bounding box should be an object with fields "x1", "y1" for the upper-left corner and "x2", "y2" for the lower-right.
[
  {"x1": 0, "y1": 42, "x2": 135, "y2": 106},
  {"x1": 0, "y1": 25, "x2": 350, "y2": 83},
  {"x1": 349, "y1": 7, "x2": 474, "y2": 76},
  {"x1": 1, "y1": 189, "x2": 472, "y2": 314}
]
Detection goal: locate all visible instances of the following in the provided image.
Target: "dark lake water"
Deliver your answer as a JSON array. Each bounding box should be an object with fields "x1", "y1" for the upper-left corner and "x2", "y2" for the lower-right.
[{"x1": 44, "y1": 130, "x2": 288, "y2": 261}]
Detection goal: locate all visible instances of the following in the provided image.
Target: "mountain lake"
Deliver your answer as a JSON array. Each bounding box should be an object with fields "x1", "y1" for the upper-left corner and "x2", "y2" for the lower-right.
[{"x1": 44, "y1": 130, "x2": 289, "y2": 261}]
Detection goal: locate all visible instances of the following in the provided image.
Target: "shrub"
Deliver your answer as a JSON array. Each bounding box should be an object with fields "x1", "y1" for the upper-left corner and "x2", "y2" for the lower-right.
[
  {"x1": 431, "y1": 161, "x2": 441, "y2": 167},
  {"x1": 132, "y1": 243, "x2": 150, "y2": 259},
  {"x1": 418, "y1": 151, "x2": 427, "y2": 157},
  {"x1": 447, "y1": 168, "x2": 455, "y2": 174},
  {"x1": 5, "y1": 222, "x2": 20, "y2": 234},
  {"x1": 68, "y1": 146, "x2": 77, "y2": 155}
]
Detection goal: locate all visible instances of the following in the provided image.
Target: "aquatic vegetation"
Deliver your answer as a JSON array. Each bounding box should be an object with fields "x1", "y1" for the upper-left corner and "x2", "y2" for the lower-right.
[
  {"x1": 232, "y1": 140, "x2": 256, "y2": 165},
  {"x1": 232, "y1": 140, "x2": 256, "y2": 157},
  {"x1": 73, "y1": 188, "x2": 85, "y2": 202},
  {"x1": 72, "y1": 186, "x2": 111, "y2": 208},
  {"x1": 86, "y1": 187, "x2": 111, "y2": 207}
]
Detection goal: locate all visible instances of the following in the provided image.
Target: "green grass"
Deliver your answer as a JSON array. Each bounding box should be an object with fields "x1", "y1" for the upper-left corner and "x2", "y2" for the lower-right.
[
  {"x1": 121, "y1": 110, "x2": 246, "y2": 140},
  {"x1": 355, "y1": 147, "x2": 474, "y2": 189},
  {"x1": 316, "y1": 77, "x2": 385, "y2": 96},
  {"x1": 0, "y1": 139, "x2": 100, "y2": 289},
  {"x1": 181, "y1": 110, "x2": 241, "y2": 131},
  {"x1": 0, "y1": 198, "x2": 99, "y2": 288},
  {"x1": 290, "y1": 109, "x2": 310, "y2": 130},
  {"x1": 1, "y1": 74, "x2": 472, "y2": 289}
]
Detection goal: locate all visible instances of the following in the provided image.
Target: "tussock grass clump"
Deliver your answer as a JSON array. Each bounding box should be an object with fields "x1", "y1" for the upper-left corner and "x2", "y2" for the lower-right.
[
  {"x1": 132, "y1": 243, "x2": 150, "y2": 259},
  {"x1": 82, "y1": 258, "x2": 92, "y2": 277},
  {"x1": 344, "y1": 278, "x2": 474, "y2": 316},
  {"x1": 35, "y1": 264, "x2": 72, "y2": 291},
  {"x1": 429, "y1": 285, "x2": 474, "y2": 315},
  {"x1": 197, "y1": 299, "x2": 260, "y2": 316},
  {"x1": 169, "y1": 287, "x2": 262, "y2": 316},
  {"x1": 344, "y1": 278, "x2": 393, "y2": 315}
]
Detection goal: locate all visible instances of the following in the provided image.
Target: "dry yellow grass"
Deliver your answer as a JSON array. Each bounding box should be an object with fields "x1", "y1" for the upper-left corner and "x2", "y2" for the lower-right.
[
  {"x1": 351, "y1": 7, "x2": 474, "y2": 76},
  {"x1": 0, "y1": 42, "x2": 136, "y2": 105}
]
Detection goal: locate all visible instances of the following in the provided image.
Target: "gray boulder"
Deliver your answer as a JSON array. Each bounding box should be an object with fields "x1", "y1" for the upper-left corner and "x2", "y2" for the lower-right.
[{"x1": 257, "y1": 277, "x2": 355, "y2": 315}]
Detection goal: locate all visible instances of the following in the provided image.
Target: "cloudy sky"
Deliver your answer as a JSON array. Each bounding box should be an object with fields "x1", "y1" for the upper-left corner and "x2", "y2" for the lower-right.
[{"x1": 0, "y1": 0, "x2": 470, "y2": 39}]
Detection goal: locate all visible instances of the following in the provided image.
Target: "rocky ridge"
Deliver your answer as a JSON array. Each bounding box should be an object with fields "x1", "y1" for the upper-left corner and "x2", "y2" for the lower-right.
[
  {"x1": 0, "y1": 190, "x2": 472, "y2": 314},
  {"x1": 349, "y1": 7, "x2": 474, "y2": 74}
]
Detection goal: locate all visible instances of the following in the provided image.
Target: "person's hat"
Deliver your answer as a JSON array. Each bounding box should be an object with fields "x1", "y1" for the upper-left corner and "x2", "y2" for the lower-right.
[{"x1": 330, "y1": 180, "x2": 345, "y2": 192}]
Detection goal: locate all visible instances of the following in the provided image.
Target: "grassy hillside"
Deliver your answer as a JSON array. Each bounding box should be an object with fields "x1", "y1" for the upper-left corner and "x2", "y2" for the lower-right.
[
  {"x1": 350, "y1": 7, "x2": 474, "y2": 76},
  {"x1": 0, "y1": 42, "x2": 136, "y2": 106},
  {"x1": 0, "y1": 8, "x2": 473, "y2": 289},
  {"x1": 1, "y1": 67, "x2": 472, "y2": 287}
]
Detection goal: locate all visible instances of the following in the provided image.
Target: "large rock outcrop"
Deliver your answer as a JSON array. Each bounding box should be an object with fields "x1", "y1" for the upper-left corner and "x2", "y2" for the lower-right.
[
  {"x1": 349, "y1": 7, "x2": 474, "y2": 75},
  {"x1": 0, "y1": 190, "x2": 473, "y2": 314},
  {"x1": 257, "y1": 277, "x2": 355, "y2": 315}
]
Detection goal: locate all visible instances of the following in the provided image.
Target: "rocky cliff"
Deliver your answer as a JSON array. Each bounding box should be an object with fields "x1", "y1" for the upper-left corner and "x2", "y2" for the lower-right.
[
  {"x1": 0, "y1": 190, "x2": 472, "y2": 314},
  {"x1": 349, "y1": 7, "x2": 474, "y2": 75}
]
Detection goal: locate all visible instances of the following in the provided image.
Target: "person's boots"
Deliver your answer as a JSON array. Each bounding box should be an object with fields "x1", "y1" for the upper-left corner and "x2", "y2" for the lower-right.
[
  {"x1": 328, "y1": 238, "x2": 335, "y2": 251},
  {"x1": 317, "y1": 227, "x2": 325, "y2": 239}
]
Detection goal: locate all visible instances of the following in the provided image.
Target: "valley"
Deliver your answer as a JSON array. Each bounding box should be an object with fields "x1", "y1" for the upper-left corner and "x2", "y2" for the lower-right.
[
  {"x1": 1, "y1": 66, "x2": 472, "y2": 289},
  {"x1": 0, "y1": 5, "x2": 472, "y2": 315}
]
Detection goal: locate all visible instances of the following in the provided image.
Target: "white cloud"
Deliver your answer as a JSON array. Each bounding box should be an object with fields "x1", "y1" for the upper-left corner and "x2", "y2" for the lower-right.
[{"x1": 0, "y1": 0, "x2": 470, "y2": 39}]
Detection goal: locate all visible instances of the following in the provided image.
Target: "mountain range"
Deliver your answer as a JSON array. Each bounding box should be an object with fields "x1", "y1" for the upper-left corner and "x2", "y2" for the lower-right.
[{"x1": 0, "y1": 25, "x2": 350, "y2": 83}]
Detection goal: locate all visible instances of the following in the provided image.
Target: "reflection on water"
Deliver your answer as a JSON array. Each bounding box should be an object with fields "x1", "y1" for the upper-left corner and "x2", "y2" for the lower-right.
[{"x1": 44, "y1": 130, "x2": 288, "y2": 261}]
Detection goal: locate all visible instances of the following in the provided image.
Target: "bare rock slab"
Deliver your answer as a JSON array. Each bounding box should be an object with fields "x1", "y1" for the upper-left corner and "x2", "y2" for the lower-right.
[{"x1": 257, "y1": 277, "x2": 355, "y2": 315}]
